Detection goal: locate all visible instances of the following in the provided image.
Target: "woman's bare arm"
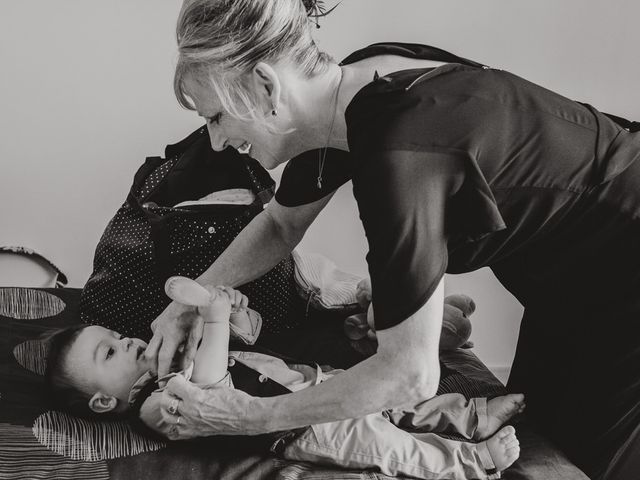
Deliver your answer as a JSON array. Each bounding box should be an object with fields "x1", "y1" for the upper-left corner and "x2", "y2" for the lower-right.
[
  {"x1": 196, "y1": 194, "x2": 335, "y2": 287},
  {"x1": 162, "y1": 278, "x2": 445, "y2": 437},
  {"x1": 146, "y1": 194, "x2": 334, "y2": 379}
]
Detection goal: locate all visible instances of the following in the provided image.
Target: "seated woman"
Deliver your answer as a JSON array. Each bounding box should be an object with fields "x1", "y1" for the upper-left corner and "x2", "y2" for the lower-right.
[{"x1": 45, "y1": 277, "x2": 524, "y2": 480}]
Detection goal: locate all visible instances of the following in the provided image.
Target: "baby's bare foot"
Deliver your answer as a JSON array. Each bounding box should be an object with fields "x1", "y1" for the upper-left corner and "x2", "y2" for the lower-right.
[
  {"x1": 477, "y1": 394, "x2": 525, "y2": 439},
  {"x1": 485, "y1": 425, "x2": 520, "y2": 472}
]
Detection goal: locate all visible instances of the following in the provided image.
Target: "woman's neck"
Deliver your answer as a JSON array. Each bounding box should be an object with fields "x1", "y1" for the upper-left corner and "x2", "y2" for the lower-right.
[
  {"x1": 289, "y1": 64, "x2": 348, "y2": 154},
  {"x1": 287, "y1": 55, "x2": 448, "y2": 156}
]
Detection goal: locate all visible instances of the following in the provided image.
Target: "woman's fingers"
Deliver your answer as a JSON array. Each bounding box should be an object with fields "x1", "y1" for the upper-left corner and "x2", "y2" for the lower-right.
[
  {"x1": 157, "y1": 336, "x2": 180, "y2": 382},
  {"x1": 146, "y1": 301, "x2": 192, "y2": 377},
  {"x1": 181, "y1": 314, "x2": 204, "y2": 370},
  {"x1": 161, "y1": 378, "x2": 201, "y2": 440},
  {"x1": 164, "y1": 377, "x2": 260, "y2": 436},
  {"x1": 165, "y1": 374, "x2": 193, "y2": 401},
  {"x1": 144, "y1": 335, "x2": 162, "y2": 376}
]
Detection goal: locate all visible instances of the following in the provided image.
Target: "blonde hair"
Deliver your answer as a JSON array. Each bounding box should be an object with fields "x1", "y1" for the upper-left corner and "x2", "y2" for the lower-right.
[{"x1": 174, "y1": 0, "x2": 334, "y2": 126}]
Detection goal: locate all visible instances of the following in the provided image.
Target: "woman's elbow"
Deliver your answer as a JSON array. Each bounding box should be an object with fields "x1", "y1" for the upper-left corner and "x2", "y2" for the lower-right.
[
  {"x1": 263, "y1": 209, "x2": 302, "y2": 249},
  {"x1": 405, "y1": 367, "x2": 440, "y2": 403},
  {"x1": 382, "y1": 355, "x2": 440, "y2": 407}
]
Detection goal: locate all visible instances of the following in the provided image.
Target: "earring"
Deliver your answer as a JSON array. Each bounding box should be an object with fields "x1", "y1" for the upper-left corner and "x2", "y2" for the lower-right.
[{"x1": 271, "y1": 108, "x2": 278, "y2": 116}]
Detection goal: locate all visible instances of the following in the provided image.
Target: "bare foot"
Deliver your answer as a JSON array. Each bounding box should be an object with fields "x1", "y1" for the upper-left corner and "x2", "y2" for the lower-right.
[
  {"x1": 485, "y1": 425, "x2": 520, "y2": 472},
  {"x1": 476, "y1": 394, "x2": 525, "y2": 439}
]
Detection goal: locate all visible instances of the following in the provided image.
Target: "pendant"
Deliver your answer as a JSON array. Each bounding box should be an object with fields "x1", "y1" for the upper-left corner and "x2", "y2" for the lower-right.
[{"x1": 317, "y1": 177, "x2": 322, "y2": 189}]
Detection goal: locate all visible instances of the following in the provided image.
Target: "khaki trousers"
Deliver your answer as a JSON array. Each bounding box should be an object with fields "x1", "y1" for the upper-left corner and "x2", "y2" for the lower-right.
[{"x1": 283, "y1": 393, "x2": 499, "y2": 480}]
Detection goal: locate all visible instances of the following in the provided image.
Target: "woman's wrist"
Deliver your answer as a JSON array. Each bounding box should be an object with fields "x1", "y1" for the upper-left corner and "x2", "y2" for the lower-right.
[{"x1": 246, "y1": 396, "x2": 274, "y2": 434}]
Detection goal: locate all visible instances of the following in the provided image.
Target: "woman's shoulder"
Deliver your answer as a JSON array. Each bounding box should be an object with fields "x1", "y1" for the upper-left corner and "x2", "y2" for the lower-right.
[
  {"x1": 345, "y1": 64, "x2": 478, "y2": 152},
  {"x1": 347, "y1": 62, "x2": 507, "y2": 116},
  {"x1": 345, "y1": 63, "x2": 540, "y2": 155}
]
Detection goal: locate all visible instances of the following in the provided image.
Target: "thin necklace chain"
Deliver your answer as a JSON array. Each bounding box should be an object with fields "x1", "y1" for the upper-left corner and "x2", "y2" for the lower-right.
[{"x1": 317, "y1": 68, "x2": 343, "y2": 190}]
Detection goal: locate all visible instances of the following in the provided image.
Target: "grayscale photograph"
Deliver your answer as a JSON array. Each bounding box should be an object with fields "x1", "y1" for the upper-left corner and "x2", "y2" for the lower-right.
[{"x1": 1, "y1": 1, "x2": 638, "y2": 479}]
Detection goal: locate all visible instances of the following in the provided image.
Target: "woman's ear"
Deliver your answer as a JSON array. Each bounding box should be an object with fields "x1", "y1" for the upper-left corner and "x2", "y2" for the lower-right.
[
  {"x1": 89, "y1": 392, "x2": 119, "y2": 413},
  {"x1": 251, "y1": 62, "x2": 282, "y2": 116}
]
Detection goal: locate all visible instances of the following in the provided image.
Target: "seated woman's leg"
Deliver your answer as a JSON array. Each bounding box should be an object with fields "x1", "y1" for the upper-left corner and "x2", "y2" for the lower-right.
[
  {"x1": 600, "y1": 420, "x2": 640, "y2": 480},
  {"x1": 509, "y1": 303, "x2": 640, "y2": 479}
]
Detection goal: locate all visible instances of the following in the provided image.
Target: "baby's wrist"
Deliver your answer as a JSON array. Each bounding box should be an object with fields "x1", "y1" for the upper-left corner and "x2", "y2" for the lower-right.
[{"x1": 202, "y1": 315, "x2": 230, "y2": 325}]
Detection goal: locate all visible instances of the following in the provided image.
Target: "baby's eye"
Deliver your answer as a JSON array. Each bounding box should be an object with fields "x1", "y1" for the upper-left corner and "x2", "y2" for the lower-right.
[
  {"x1": 106, "y1": 347, "x2": 115, "y2": 360},
  {"x1": 206, "y1": 113, "x2": 222, "y2": 125}
]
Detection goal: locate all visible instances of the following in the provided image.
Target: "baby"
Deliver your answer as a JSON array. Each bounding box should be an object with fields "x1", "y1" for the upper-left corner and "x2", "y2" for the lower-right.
[{"x1": 45, "y1": 277, "x2": 524, "y2": 480}]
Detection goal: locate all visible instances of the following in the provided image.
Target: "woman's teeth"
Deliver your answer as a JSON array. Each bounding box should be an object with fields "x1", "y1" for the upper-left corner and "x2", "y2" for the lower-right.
[{"x1": 238, "y1": 142, "x2": 251, "y2": 154}]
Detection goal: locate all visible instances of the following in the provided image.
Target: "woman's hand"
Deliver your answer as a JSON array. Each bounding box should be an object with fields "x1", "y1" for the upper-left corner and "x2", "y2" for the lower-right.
[
  {"x1": 145, "y1": 301, "x2": 204, "y2": 380},
  {"x1": 161, "y1": 374, "x2": 262, "y2": 439}
]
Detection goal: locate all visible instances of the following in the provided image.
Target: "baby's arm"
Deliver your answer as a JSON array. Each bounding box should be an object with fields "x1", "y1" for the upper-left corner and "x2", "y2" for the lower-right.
[
  {"x1": 139, "y1": 281, "x2": 247, "y2": 438},
  {"x1": 191, "y1": 287, "x2": 231, "y2": 384},
  {"x1": 191, "y1": 286, "x2": 248, "y2": 384},
  {"x1": 163, "y1": 277, "x2": 247, "y2": 384},
  {"x1": 136, "y1": 291, "x2": 230, "y2": 439}
]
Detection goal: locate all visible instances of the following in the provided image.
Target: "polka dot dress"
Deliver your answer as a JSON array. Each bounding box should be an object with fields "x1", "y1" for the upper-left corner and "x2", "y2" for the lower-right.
[{"x1": 80, "y1": 129, "x2": 306, "y2": 340}]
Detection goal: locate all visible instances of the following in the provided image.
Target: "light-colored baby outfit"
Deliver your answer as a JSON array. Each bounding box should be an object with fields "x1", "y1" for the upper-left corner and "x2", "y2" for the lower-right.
[{"x1": 129, "y1": 350, "x2": 500, "y2": 480}]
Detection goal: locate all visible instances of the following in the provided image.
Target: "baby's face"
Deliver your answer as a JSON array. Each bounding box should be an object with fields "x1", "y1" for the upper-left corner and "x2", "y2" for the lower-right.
[{"x1": 66, "y1": 326, "x2": 154, "y2": 403}]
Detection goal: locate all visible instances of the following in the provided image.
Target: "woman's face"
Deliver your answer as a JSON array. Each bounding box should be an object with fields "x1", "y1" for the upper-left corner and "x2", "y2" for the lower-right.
[{"x1": 185, "y1": 77, "x2": 293, "y2": 170}]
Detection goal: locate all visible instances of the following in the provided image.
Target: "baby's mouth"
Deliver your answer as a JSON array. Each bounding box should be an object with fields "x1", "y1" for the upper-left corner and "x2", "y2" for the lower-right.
[{"x1": 136, "y1": 345, "x2": 144, "y2": 360}]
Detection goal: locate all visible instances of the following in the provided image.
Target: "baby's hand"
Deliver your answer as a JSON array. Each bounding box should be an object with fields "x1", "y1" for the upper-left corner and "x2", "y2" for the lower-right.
[
  {"x1": 203, "y1": 286, "x2": 249, "y2": 325},
  {"x1": 222, "y1": 287, "x2": 249, "y2": 312},
  {"x1": 198, "y1": 286, "x2": 232, "y2": 323},
  {"x1": 225, "y1": 287, "x2": 252, "y2": 330}
]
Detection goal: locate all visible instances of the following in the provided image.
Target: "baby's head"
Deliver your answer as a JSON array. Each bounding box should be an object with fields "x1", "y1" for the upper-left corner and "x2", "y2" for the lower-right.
[{"x1": 44, "y1": 324, "x2": 153, "y2": 419}]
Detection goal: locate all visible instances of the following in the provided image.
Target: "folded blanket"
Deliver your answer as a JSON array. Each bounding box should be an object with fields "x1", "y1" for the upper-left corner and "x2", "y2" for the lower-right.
[
  {"x1": 173, "y1": 188, "x2": 256, "y2": 208},
  {"x1": 291, "y1": 249, "x2": 363, "y2": 313}
]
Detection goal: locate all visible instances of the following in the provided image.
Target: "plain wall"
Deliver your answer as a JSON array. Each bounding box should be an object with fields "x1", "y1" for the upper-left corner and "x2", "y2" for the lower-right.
[{"x1": 2, "y1": 0, "x2": 638, "y2": 377}]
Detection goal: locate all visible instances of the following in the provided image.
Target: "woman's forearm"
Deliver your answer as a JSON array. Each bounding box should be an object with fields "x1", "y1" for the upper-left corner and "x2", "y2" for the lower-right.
[
  {"x1": 258, "y1": 349, "x2": 439, "y2": 432},
  {"x1": 195, "y1": 195, "x2": 334, "y2": 288},
  {"x1": 196, "y1": 210, "x2": 293, "y2": 288},
  {"x1": 251, "y1": 281, "x2": 445, "y2": 432},
  {"x1": 162, "y1": 280, "x2": 445, "y2": 438}
]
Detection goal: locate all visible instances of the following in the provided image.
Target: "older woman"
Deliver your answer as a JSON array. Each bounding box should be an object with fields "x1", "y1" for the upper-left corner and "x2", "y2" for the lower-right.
[{"x1": 144, "y1": 1, "x2": 640, "y2": 478}]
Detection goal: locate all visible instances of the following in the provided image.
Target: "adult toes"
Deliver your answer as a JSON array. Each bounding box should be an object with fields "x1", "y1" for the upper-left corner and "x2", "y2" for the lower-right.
[
  {"x1": 504, "y1": 438, "x2": 520, "y2": 448},
  {"x1": 498, "y1": 425, "x2": 516, "y2": 438},
  {"x1": 506, "y1": 445, "x2": 520, "y2": 457}
]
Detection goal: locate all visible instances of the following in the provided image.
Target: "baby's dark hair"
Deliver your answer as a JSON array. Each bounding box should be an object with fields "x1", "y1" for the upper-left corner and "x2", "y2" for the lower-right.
[{"x1": 43, "y1": 324, "x2": 113, "y2": 420}]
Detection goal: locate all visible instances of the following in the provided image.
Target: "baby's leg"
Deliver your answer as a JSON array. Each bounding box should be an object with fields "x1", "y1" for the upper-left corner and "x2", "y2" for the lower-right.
[
  {"x1": 387, "y1": 393, "x2": 524, "y2": 440},
  {"x1": 281, "y1": 412, "x2": 505, "y2": 480}
]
